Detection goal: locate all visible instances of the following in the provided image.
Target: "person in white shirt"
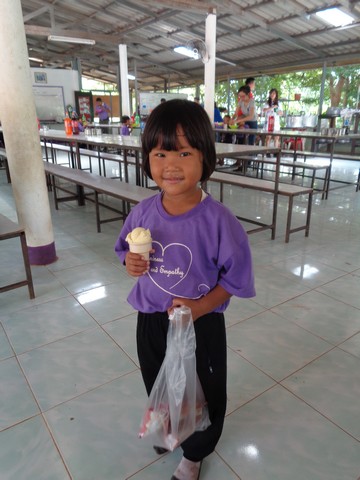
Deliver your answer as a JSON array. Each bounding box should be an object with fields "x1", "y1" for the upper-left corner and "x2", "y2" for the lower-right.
[{"x1": 262, "y1": 88, "x2": 283, "y2": 148}]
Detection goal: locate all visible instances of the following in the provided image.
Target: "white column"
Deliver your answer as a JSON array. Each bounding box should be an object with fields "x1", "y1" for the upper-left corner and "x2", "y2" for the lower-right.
[
  {"x1": 0, "y1": 0, "x2": 56, "y2": 264},
  {"x1": 204, "y1": 8, "x2": 217, "y2": 124},
  {"x1": 119, "y1": 44, "x2": 131, "y2": 116}
]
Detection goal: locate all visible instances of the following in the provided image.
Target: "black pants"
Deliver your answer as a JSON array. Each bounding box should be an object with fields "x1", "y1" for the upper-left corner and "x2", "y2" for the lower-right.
[{"x1": 136, "y1": 311, "x2": 227, "y2": 462}]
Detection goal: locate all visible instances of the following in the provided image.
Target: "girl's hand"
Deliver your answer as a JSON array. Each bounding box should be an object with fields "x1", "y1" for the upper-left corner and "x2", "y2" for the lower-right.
[
  {"x1": 125, "y1": 251, "x2": 150, "y2": 276},
  {"x1": 168, "y1": 297, "x2": 203, "y2": 321}
]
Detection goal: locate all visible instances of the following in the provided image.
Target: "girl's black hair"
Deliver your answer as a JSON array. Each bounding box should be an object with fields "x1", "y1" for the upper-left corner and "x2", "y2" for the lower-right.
[
  {"x1": 267, "y1": 88, "x2": 279, "y2": 107},
  {"x1": 142, "y1": 99, "x2": 217, "y2": 182}
]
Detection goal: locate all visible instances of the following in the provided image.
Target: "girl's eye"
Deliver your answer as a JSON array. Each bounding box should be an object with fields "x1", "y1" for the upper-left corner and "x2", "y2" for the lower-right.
[
  {"x1": 153, "y1": 152, "x2": 165, "y2": 157},
  {"x1": 180, "y1": 151, "x2": 191, "y2": 157}
]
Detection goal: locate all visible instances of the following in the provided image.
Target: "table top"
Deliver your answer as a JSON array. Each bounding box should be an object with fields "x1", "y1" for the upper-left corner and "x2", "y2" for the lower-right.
[
  {"x1": 40, "y1": 129, "x2": 143, "y2": 150},
  {"x1": 40, "y1": 129, "x2": 280, "y2": 157},
  {"x1": 214, "y1": 127, "x2": 360, "y2": 140}
]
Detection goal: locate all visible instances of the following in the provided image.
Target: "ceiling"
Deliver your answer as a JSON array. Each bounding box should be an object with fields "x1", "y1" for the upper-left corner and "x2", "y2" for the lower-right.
[{"x1": 22, "y1": 0, "x2": 360, "y2": 91}]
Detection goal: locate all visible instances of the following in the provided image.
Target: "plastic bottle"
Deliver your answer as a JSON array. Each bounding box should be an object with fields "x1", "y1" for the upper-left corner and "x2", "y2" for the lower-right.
[
  {"x1": 267, "y1": 112, "x2": 275, "y2": 132},
  {"x1": 71, "y1": 119, "x2": 79, "y2": 135},
  {"x1": 64, "y1": 112, "x2": 72, "y2": 135},
  {"x1": 135, "y1": 113, "x2": 140, "y2": 127}
]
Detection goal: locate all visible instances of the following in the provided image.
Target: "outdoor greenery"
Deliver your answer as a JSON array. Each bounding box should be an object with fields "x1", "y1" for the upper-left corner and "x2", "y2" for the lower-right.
[
  {"x1": 82, "y1": 64, "x2": 359, "y2": 122},
  {"x1": 213, "y1": 65, "x2": 360, "y2": 116}
]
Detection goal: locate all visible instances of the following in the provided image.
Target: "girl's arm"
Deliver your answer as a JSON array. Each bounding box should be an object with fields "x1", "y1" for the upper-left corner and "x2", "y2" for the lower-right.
[{"x1": 168, "y1": 284, "x2": 232, "y2": 321}]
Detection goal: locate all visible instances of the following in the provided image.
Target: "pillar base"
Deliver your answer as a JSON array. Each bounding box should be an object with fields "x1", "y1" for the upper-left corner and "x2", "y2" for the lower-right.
[{"x1": 28, "y1": 242, "x2": 57, "y2": 265}]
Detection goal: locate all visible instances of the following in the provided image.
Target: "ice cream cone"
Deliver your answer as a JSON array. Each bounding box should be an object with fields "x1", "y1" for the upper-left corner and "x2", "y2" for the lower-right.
[{"x1": 129, "y1": 241, "x2": 152, "y2": 260}]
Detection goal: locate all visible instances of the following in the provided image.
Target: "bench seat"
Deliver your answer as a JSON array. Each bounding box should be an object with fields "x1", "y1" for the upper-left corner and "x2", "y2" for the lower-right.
[
  {"x1": 43, "y1": 162, "x2": 155, "y2": 232},
  {"x1": 0, "y1": 148, "x2": 11, "y2": 183},
  {"x1": 208, "y1": 171, "x2": 313, "y2": 243},
  {"x1": 0, "y1": 214, "x2": 35, "y2": 299}
]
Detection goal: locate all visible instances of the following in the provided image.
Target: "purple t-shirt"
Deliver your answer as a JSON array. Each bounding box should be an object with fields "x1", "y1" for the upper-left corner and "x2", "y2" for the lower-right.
[
  {"x1": 120, "y1": 125, "x2": 130, "y2": 136},
  {"x1": 115, "y1": 193, "x2": 255, "y2": 313}
]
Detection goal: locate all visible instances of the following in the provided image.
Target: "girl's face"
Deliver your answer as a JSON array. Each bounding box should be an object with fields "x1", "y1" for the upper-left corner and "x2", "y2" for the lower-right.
[
  {"x1": 270, "y1": 91, "x2": 276, "y2": 100},
  {"x1": 149, "y1": 127, "x2": 203, "y2": 200}
]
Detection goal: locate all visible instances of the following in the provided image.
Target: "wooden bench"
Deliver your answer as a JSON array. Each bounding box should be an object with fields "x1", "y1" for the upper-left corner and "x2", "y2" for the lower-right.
[
  {"x1": 254, "y1": 155, "x2": 330, "y2": 199},
  {"x1": 0, "y1": 148, "x2": 11, "y2": 183},
  {"x1": 41, "y1": 142, "x2": 141, "y2": 184},
  {"x1": 0, "y1": 214, "x2": 35, "y2": 299},
  {"x1": 43, "y1": 162, "x2": 155, "y2": 232},
  {"x1": 207, "y1": 171, "x2": 313, "y2": 243},
  {"x1": 292, "y1": 150, "x2": 360, "y2": 162}
]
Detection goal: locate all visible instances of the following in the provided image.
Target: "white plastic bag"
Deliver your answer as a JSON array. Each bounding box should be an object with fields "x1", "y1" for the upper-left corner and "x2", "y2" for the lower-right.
[{"x1": 138, "y1": 306, "x2": 211, "y2": 451}]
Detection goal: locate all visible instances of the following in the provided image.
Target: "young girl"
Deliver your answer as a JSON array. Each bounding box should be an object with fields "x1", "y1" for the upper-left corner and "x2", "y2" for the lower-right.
[
  {"x1": 114, "y1": 99, "x2": 255, "y2": 480},
  {"x1": 262, "y1": 88, "x2": 283, "y2": 148}
]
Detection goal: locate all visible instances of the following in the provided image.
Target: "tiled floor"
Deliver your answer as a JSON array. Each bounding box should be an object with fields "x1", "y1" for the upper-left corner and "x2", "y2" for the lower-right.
[{"x1": 0, "y1": 157, "x2": 360, "y2": 480}]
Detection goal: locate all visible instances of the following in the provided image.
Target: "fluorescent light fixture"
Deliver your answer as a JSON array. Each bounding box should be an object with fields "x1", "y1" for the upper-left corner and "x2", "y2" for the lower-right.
[
  {"x1": 48, "y1": 35, "x2": 96, "y2": 45},
  {"x1": 29, "y1": 57, "x2": 43, "y2": 63},
  {"x1": 127, "y1": 74, "x2": 136, "y2": 80},
  {"x1": 316, "y1": 8, "x2": 354, "y2": 27},
  {"x1": 174, "y1": 46, "x2": 200, "y2": 60}
]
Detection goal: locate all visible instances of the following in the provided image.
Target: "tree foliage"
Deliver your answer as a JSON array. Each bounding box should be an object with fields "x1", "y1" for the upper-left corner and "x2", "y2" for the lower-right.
[{"x1": 214, "y1": 65, "x2": 360, "y2": 115}]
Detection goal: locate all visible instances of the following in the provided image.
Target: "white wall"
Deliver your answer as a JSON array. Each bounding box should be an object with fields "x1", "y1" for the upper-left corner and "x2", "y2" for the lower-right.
[{"x1": 30, "y1": 68, "x2": 79, "y2": 109}]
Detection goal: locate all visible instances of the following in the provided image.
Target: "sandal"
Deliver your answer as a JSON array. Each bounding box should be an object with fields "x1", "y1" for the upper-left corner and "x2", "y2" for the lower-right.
[
  {"x1": 153, "y1": 445, "x2": 169, "y2": 455},
  {"x1": 171, "y1": 457, "x2": 203, "y2": 480}
]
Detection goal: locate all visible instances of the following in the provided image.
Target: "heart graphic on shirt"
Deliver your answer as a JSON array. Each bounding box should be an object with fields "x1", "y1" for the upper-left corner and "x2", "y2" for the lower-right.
[{"x1": 148, "y1": 241, "x2": 192, "y2": 293}]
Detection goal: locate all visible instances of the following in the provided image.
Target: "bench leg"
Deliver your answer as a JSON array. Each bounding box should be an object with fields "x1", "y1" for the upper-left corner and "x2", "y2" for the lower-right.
[
  {"x1": 19, "y1": 231, "x2": 35, "y2": 299},
  {"x1": 305, "y1": 192, "x2": 313, "y2": 237},
  {"x1": 285, "y1": 196, "x2": 294, "y2": 243},
  {"x1": 95, "y1": 191, "x2": 101, "y2": 233}
]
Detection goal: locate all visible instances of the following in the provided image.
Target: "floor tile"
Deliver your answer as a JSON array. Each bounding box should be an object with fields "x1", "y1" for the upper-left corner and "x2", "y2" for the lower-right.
[
  {"x1": 272, "y1": 290, "x2": 360, "y2": 344},
  {"x1": 1, "y1": 154, "x2": 360, "y2": 480},
  {"x1": 224, "y1": 296, "x2": 266, "y2": 327},
  {"x1": 282, "y1": 347, "x2": 360, "y2": 440},
  {"x1": 316, "y1": 273, "x2": 360, "y2": 309},
  {"x1": 0, "y1": 268, "x2": 70, "y2": 316},
  {"x1": 45, "y1": 373, "x2": 159, "y2": 480},
  {"x1": 75, "y1": 280, "x2": 136, "y2": 324},
  {"x1": 51, "y1": 260, "x2": 124, "y2": 294},
  {"x1": 46, "y1": 245, "x2": 105, "y2": 272},
  {"x1": 102, "y1": 313, "x2": 139, "y2": 366},
  {"x1": 251, "y1": 265, "x2": 311, "y2": 308},
  {"x1": 227, "y1": 310, "x2": 332, "y2": 380},
  {"x1": 226, "y1": 348, "x2": 275, "y2": 414},
  {"x1": 2, "y1": 296, "x2": 97, "y2": 354},
  {"x1": 0, "y1": 357, "x2": 40, "y2": 430},
  {"x1": 18, "y1": 327, "x2": 138, "y2": 411},
  {"x1": 0, "y1": 416, "x2": 69, "y2": 480},
  {"x1": 0, "y1": 324, "x2": 13, "y2": 361},
  {"x1": 338, "y1": 332, "x2": 360, "y2": 359},
  {"x1": 217, "y1": 385, "x2": 360, "y2": 480},
  {"x1": 264, "y1": 253, "x2": 347, "y2": 288}
]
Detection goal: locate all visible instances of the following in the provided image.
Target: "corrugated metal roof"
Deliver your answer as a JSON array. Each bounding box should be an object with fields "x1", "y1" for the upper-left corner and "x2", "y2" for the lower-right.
[{"x1": 20, "y1": 0, "x2": 360, "y2": 90}]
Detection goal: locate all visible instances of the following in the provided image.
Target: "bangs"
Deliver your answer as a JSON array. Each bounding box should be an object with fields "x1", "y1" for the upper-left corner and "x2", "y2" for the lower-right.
[
  {"x1": 142, "y1": 99, "x2": 217, "y2": 182},
  {"x1": 145, "y1": 109, "x2": 206, "y2": 153}
]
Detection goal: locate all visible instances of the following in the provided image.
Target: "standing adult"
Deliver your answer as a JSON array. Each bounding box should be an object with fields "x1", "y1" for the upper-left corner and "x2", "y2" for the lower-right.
[
  {"x1": 245, "y1": 77, "x2": 256, "y2": 99},
  {"x1": 95, "y1": 97, "x2": 110, "y2": 128},
  {"x1": 231, "y1": 85, "x2": 258, "y2": 145},
  {"x1": 262, "y1": 88, "x2": 283, "y2": 148}
]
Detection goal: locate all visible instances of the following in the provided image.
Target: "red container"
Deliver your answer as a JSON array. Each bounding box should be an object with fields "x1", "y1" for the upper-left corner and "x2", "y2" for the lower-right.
[{"x1": 267, "y1": 114, "x2": 275, "y2": 132}]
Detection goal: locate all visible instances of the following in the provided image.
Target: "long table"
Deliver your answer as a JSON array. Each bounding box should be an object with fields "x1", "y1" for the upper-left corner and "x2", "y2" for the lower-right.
[
  {"x1": 215, "y1": 127, "x2": 360, "y2": 195},
  {"x1": 39, "y1": 130, "x2": 287, "y2": 237},
  {"x1": 40, "y1": 129, "x2": 281, "y2": 185}
]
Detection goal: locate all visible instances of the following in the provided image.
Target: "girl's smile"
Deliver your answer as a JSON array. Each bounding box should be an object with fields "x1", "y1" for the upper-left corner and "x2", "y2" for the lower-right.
[{"x1": 149, "y1": 128, "x2": 203, "y2": 214}]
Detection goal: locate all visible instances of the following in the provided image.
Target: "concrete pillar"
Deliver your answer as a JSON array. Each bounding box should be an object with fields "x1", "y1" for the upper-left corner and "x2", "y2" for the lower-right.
[
  {"x1": 204, "y1": 8, "x2": 217, "y2": 123},
  {"x1": 0, "y1": 0, "x2": 56, "y2": 264},
  {"x1": 119, "y1": 44, "x2": 130, "y2": 116}
]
